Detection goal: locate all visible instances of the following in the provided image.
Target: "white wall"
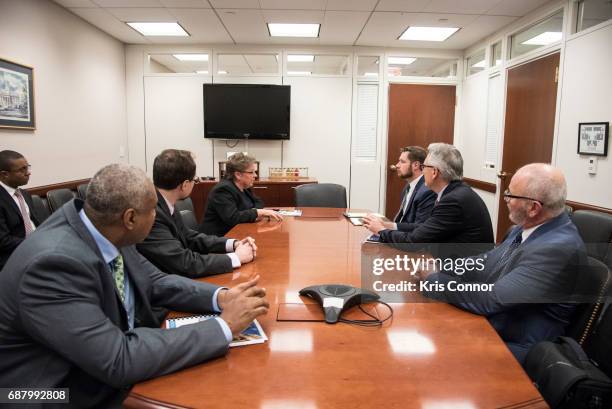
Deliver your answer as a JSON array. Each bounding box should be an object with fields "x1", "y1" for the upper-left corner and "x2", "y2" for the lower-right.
[
  {"x1": 455, "y1": 0, "x2": 612, "y2": 233},
  {"x1": 556, "y1": 22, "x2": 612, "y2": 208},
  {"x1": 0, "y1": 0, "x2": 127, "y2": 187}
]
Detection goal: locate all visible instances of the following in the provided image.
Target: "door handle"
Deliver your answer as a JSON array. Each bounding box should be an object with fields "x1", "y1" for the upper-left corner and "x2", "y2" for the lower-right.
[
  {"x1": 253, "y1": 186, "x2": 269, "y2": 189},
  {"x1": 389, "y1": 164, "x2": 397, "y2": 171},
  {"x1": 496, "y1": 171, "x2": 512, "y2": 179}
]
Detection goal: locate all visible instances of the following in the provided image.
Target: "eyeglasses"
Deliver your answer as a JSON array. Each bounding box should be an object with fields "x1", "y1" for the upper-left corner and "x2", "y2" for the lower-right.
[
  {"x1": 187, "y1": 176, "x2": 201, "y2": 184},
  {"x1": 241, "y1": 170, "x2": 257, "y2": 175},
  {"x1": 503, "y1": 189, "x2": 543, "y2": 206},
  {"x1": 419, "y1": 164, "x2": 436, "y2": 171}
]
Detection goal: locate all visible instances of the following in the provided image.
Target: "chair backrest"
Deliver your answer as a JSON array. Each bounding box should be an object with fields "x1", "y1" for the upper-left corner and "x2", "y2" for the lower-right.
[
  {"x1": 46, "y1": 188, "x2": 76, "y2": 213},
  {"x1": 294, "y1": 183, "x2": 347, "y2": 208},
  {"x1": 566, "y1": 257, "x2": 611, "y2": 344},
  {"x1": 179, "y1": 210, "x2": 198, "y2": 231},
  {"x1": 583, "y1": 288, "x2": 612, "y2": 378},
  {"x1": 30, "y1": 194, "x2": 52, "y2": 223},
  {"x1": 175, "y1": 197, "x2": 194, "y2": 213},
  {"x1": 77, "y1": 183, "x2": 88, "y2": 200},
  {"x1": 572, "y1": 210, "x2": 612, "y2": 263}
]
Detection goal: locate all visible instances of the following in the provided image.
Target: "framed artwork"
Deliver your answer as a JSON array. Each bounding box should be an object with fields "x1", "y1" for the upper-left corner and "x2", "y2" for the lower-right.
[
  {"x1": 577, "y1": 122, "x2": 608, "y2": 156},
  {"x1": 0, "y1": 57, "x2": 35, "y2": 130}
]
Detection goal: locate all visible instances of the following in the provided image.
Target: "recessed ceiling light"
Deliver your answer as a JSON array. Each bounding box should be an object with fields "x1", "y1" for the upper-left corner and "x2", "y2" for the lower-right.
[
  {"x1": 195, "y1": 70, "x2": 209, "y2": 74},
  {"x1": 288, "y1": 54, "x2": 315, "y2": 62},
  {"x1": 127, "y1": 22, "x2": 189, "y2": 37},
  {"x1": 399, "y1": 26, "x2": 460, "y2": 42},
  {"x1": 388, "y1": 57, "x2": 416, "y2": 65},
  {"x1": 218, "y1": 70, "x2": 228, "y2": 74},
  {"x1": 268, "y1": 23, "x2": 320, "y2": 38},
  {"x1": 472, "y1": 60, "x2": 486, "y2": 68},
  {"x1": 173, "y1": 54, "x2": 208, "y2": 61},
  {"x1": 287, "y1": 71, "x2": 312, "y2": 75},
  {"x1": 364, "y1": 72, "x2": 378, "y2": 76},
  {"x1": 522, "y1": 31, "x2": 562, "y2": 45}
]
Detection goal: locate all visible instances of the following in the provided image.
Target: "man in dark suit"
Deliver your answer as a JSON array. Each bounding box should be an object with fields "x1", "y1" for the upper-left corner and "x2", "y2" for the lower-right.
[
  {"x1": 137, "y1": 149, "x2": 256, "y2": 278},
  {"x1": 200, "y1": 152, "x2": 282, "y2": 236},
  {"x1": 371, "y1": 143, "x2": 494, "y2": 247},
  {"x1": 0, "y1": 150, "x2": 39, "y2": 269},
  {"x1": 419, "y1": 164, "x2": 586, "y2": 364},
  {"x1": 0, "y1": 163, "x2": 269, "y2": 408},
  {"x1": 364, "y1": 146, "x2": 435, "y2": 233}
]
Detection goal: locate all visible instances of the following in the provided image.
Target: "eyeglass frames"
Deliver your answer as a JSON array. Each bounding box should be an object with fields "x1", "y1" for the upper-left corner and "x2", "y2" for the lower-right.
[{"x1": 503, "y1": 189, "x2": 543, "y2": 206}]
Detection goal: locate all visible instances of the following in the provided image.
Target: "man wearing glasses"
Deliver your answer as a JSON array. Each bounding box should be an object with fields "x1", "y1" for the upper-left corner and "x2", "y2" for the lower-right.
[
  {"x1": 137, "y1": 149, "x2": 257, "y2": 278},
  {"x1": 0, "y1": 150, "x2": 39, "y2": 269},
  {"x1": 373, "y1": 143, "x2": 494, "y2": 250},
  {"x1": 419, "y1": 163, "x2": 587, "y2": 364}
]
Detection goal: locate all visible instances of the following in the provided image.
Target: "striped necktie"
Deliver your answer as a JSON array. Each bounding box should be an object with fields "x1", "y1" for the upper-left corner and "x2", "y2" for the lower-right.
[
  {"x1": 14, "y1": 189, "x2": 34, "y2": 235},
  {"x1": 109, "y1": 254, "x2": 126, "y2": 304},
  {"x1": 394, "y1": 185, "x2": 410, "y2": 222}
]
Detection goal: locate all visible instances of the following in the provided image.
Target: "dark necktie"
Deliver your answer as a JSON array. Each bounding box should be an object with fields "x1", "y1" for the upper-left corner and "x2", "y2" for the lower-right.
[
  {"x1": 394, "y1": 185, "x2": 410, "y2": 222},
  {"x1": 14, "y1": 189, "x2": 34, "y2": 235},
  {"x1": 109, "y1": 255, "x2": 126, "y2": 304},
  {"x1": 497, "y1": 230, "x2": 523, "y2": 268}
]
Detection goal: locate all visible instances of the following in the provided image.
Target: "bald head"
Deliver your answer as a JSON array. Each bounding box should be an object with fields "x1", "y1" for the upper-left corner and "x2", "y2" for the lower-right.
[
  {"x1": 512, "y1": 163, "x2": 567, "y2": 217},
  {"x1": 85, "y1": 164, "x2": 156, "y2": 226}
]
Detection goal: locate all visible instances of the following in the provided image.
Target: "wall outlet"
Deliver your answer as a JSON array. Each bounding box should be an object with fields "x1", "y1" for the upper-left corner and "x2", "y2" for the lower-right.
[{"x1": 119, "y1": 145, "x2": 125, "y2": 158}]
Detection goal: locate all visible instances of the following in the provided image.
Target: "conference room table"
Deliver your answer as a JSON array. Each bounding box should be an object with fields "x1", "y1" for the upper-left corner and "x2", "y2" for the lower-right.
[{"x1": 127, "y1": 208, "x2": 547, "y2": 409}]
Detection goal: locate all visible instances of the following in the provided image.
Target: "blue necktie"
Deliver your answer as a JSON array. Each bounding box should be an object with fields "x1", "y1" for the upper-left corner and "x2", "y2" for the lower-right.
[{"x1": 497, "y1": 231, "x2": 523, "y2": 270}]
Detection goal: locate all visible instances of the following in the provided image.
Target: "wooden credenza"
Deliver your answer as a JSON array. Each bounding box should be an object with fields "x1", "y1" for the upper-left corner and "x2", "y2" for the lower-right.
[{"x1": 189, "y1": 178, "x2": 317, "y2": 223}]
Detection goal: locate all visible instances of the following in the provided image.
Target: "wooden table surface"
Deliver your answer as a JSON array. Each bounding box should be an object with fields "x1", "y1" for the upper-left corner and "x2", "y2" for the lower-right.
[{"x1": 128, "y1": 208, "x2": 547, "y2": 409}]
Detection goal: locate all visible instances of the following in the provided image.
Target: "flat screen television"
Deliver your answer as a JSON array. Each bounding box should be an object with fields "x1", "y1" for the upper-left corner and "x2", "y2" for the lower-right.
[{"x1": 203, "y1": 84, "x2": 290, "y2": 140}]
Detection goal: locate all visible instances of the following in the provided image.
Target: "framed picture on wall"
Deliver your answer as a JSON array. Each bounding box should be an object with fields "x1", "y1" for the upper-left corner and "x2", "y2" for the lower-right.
[
  {"x1": 577, "y1": 122, "x2": 608, "y2": 156},
  {"x1": 0, "y1": 57, "x2": 35, "y2": 130}
]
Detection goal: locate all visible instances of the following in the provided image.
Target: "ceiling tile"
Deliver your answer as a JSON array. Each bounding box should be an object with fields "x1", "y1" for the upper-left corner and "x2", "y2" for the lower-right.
[
  {"x1": 53, "y1": 0, "x2": 98, "y2": 7},
  {"x1": 69, "y1": 7, "x2": 149, "y2": 43},
  {"x1": 209, "y1": 0, "x2": 260, "y2": 8},
  {"x1": 261, "y1": 9, "x2": 324, "y2": 23},
  {"x1": 423, "y1": 0, "x2": 500, "y2": 15},
  {"x1": 319, "y1": 11, "x2": 370, "y2": 45},
  {"x1": 259, "y1": 0, "x2": 326, "y2": 10},
  {"x1": 375, "y1": 0, "x2": 430, "y2": 12},
  {"x1": 158, "y1": 0, "x2": 210, "y2": 7},
  {"x1": 486, "y1": 0, "x2": 550, "y2": 17},
  {"x1": 105, "y1": 7, "x2": 175, "y2": 21},
  {"x1": 325, "y1": 0, "x2": 378, "y2": 11},
  {"x1": 217, "y1": 9, "x2": 270, "y2": 43},
  {"x1": 92, "y1": 0, "x2": 162, "y2": 6},
  {"x1": 168, "y1": 8, "x2": 234, "y2": 42},
  {"x1": 442, "y1": 14, "x2": 517, "y2": 48}
]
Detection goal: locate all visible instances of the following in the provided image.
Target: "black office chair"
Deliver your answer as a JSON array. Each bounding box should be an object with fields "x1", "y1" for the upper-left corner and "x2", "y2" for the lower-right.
[
  {"x1": 583, "y1": 290, "x2": 612, "y2": 378},
  {"x1": 77, "y1": 183, "x2": 88, "y2": 200},
  {"x1": 572, "y1": 210, "x2": 612, "y2": 265},
  {"x1": 175, "y1": 197, "x2": 194, "y2": 213},
  {"x1": 566, "y1": 257, "x2": 611, "y2": 345},
  {"x1": 294, "y1": 183, "x2": 347, "y2": 208},
  {"x1": 180, "y1": 210, "x2": 198, "y2": 231},
  {"x1": 31, "y1": 194, "x2": 52, "y2": 223},
  {"x1": 46, "y1": 188, "x2": 76, "y2": 213}
]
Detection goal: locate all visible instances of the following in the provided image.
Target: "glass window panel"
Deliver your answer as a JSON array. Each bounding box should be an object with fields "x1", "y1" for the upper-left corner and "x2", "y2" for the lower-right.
[
  {"x1": 491, "y1": 42, "x2": 502, "y2": 67},
  {"x1": 287, "y1": 54, "x2": 349, "y2": 75},
  {"x1": 387, "y1": 57, "x2": 458, "y2": 77},
  {"x1": 577, "y1": 0, "x2": 612, "y2": 32},
  {"x1": 217, "y1": 54, "x2": 279, "y2": 75},
  {"x1": 357, "y1": 56, "x2": 380, "y2": 78},
  {"x1": 147, "y1": 53, "x2": 209, "y2": 74},
  {"x1": 510, "y1": 10, "x2": 563, "y2": 59},
  {"x1": 466, "y1": 49, "x2": 486, "y2": 76}
]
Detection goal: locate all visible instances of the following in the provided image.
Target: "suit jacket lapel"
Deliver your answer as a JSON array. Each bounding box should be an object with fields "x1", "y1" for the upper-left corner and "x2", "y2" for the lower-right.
[
  {"x1": 0, "y1": 186, "x2": 22, "y2": 218},
  {"x1": 405, "y1": 177, "x2": 424, "y2": 216}
]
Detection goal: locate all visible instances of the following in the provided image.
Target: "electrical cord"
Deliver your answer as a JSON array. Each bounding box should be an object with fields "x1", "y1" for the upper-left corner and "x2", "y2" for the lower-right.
[{"x1": 339, "y1": 301, "x2": 394, "y2": 327}]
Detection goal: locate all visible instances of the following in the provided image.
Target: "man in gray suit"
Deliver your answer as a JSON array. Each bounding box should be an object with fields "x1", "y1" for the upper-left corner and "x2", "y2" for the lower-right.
[{"x1": 0, "y1": 164, "x2": 269, "y2": 408}]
